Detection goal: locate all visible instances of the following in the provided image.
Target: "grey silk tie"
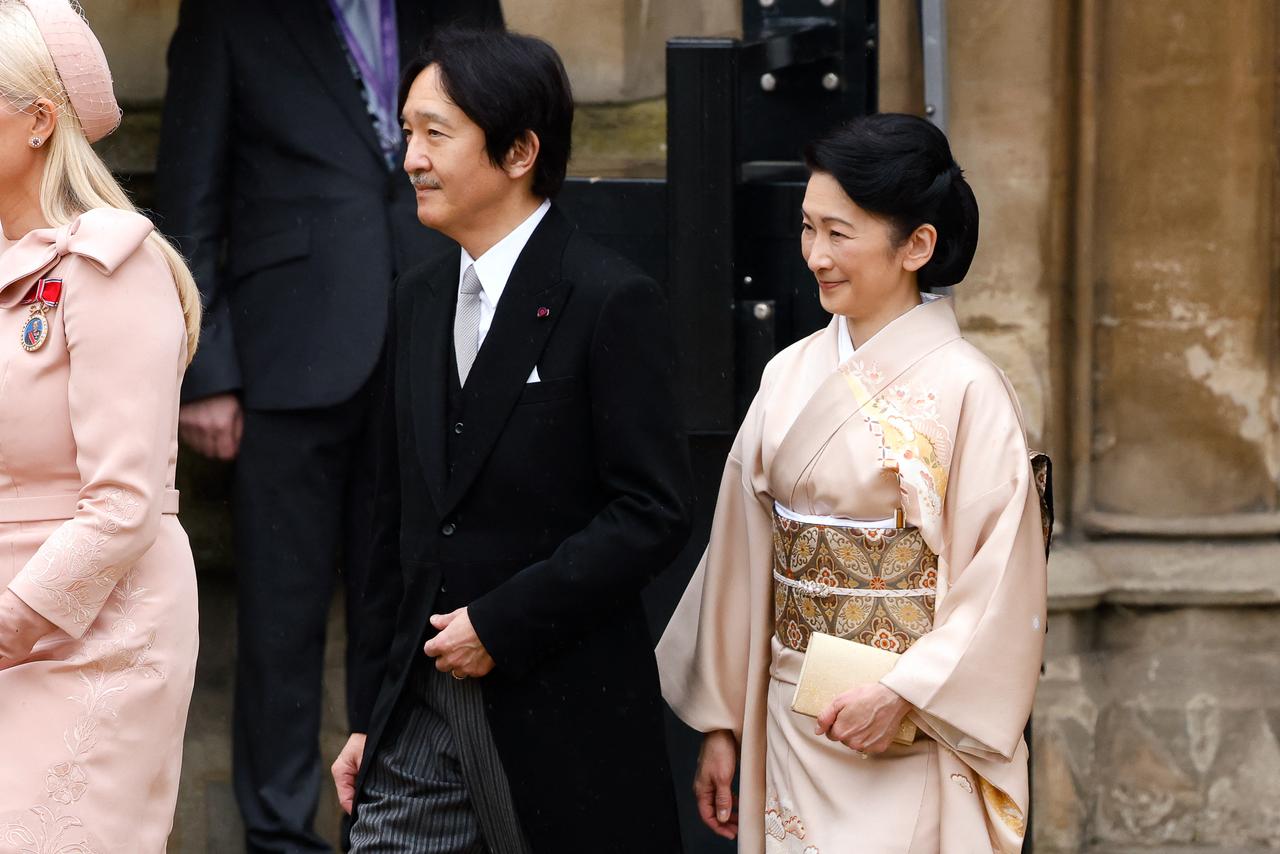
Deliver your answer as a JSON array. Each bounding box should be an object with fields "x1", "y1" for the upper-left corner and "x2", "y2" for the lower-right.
[{"x1": 454, "y1": 264, "x2": 482, "y2": 385}]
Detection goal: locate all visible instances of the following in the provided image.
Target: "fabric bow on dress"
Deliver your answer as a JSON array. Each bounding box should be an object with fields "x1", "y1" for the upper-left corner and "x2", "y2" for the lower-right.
[{"x1": 0, "y1": 208, "x2": 154, "y2": 306}]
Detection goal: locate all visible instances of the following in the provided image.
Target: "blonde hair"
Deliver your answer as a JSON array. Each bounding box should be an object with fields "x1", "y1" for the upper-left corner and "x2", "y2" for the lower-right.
[{"x1": 0, "y1": 1, "x2": 200, "y2": 362}]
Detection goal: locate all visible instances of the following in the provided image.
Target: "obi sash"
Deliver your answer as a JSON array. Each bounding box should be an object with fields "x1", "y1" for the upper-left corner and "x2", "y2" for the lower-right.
[{"x1": 772, "y1": 501, "x2": 938, "y2": 655}]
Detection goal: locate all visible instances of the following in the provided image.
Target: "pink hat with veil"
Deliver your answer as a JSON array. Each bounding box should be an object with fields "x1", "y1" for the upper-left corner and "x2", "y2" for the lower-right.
[{"x1": 20, "y1": 0, "x2": 120, "y2": 143}]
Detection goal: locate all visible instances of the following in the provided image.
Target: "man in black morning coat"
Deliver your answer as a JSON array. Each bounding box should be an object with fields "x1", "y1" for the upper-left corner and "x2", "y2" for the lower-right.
[
  {"x1": 152, "y1": 2, "x2": 502, "y2": 850},
  {"x1": 330, "y1": 28, "x2": 693, "y2": 853}
]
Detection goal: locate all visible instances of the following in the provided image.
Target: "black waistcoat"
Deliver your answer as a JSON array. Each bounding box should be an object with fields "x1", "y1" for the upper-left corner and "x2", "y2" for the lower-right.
[
  {"x1": 439, "y1": 342, "x2": 467, "y2": 612},
  {"x1": 445, "y1": 344, "x2": 465, "y2": 480}
]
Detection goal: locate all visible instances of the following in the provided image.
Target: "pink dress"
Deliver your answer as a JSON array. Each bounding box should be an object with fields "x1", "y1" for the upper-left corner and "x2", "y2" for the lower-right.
[{"x1": 0, "y1": 209, "x2": 198, "y2": 853}]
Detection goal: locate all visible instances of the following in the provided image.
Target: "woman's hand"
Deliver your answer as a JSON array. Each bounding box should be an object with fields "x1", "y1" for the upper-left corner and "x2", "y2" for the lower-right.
[
  {"x1": 0, "y1": 588, "x2": 56, "y2": 670},
  {"x1": 815, "y1": 682, "x2": 912, "y2": 756},
  {"x1": 693, "y1": 729, "x2": 739, "y2": 840}
]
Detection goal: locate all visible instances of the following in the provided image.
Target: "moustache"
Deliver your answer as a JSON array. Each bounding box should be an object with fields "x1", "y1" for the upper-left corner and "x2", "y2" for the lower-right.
[{"x1": 409, "y1": 174, "x2": 441, "y2": 190}]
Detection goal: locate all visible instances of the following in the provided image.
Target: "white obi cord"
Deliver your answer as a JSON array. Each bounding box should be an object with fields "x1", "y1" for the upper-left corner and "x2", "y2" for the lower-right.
[{"x1": 773, "y1": 501, "x2": 899, "y2": 529}]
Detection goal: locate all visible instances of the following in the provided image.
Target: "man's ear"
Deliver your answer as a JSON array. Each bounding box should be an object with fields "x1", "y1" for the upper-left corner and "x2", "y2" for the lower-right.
[{"x1": 504, "y1": 130, "x2": 540, "y2": 180}]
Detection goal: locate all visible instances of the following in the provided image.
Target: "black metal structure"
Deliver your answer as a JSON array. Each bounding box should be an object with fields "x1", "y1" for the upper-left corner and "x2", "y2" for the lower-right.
[
  {"x1": 555, "y1": 3, "x2": 884, "y2": 851},
  {"x1": 560, "y1": 1, "x2": 878, "y2": 423},
  {"x1": 669, "y1": 0, "x2": 878, "y2": 433}
]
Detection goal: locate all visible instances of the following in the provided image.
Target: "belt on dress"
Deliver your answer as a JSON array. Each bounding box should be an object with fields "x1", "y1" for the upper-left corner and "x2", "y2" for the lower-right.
[
  {"x1": 0, "y1": 489, "x2": 180, "y2": 523},
  {"x1": 771, "y1": 501, "x2": 937, "y2": 655}
]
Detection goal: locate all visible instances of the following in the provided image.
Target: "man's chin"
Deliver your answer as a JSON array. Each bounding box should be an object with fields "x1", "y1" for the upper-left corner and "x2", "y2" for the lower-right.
[{"x1": 415, "y1": 204, "x2": 443, "y2": 230}]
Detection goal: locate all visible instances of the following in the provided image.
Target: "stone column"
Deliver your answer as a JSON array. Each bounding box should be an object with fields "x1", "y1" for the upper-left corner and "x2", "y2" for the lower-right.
[
  {"x1": 946, "y1": 0, "x2": 1076, "y2": 465},
  {"x1": 1075, "y1": 0, "x2": 1280, "y2": 532}
]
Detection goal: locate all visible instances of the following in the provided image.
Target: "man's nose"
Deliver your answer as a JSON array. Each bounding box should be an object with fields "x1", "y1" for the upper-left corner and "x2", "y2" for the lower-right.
[{"x1": 403, "y1": 144, "x2": 430, "y2": 175}]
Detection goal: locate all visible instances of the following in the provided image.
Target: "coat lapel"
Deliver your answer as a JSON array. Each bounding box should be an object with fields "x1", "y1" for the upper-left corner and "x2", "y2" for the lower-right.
[
  {"x1": 409, "y1": 252, "x2": 459, "y2": 513},
  {"x1": 263, "y1": 0, "x2": 385, "y2": 164},
  {"x1": 438, "y1": 206, "x2": 576, "y2": 515}
]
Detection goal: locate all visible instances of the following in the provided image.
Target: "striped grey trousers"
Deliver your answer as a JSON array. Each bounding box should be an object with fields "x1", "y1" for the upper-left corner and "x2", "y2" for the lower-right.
[{"x1": 349, "y1": 658, "x2": 531, "y2": 854}]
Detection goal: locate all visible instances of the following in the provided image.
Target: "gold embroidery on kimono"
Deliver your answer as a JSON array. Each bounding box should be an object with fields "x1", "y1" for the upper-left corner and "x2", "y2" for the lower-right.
[{"x1": 979, "y1": 777, "x2": 1026, "y2": 836}]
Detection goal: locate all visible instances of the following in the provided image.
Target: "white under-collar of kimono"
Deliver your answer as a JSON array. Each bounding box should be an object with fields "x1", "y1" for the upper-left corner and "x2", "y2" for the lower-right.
[{"x1": 836, "y1": 292, "x2": 947, "y2": 364}]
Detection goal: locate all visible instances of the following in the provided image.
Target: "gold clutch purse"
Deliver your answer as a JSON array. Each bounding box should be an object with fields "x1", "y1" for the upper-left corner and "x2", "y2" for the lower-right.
[{"x1": 790, "y1": 632, "x2": 918, "y2": 746}]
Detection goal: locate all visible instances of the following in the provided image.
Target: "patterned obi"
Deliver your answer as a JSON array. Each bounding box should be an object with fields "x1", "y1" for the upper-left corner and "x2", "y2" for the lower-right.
[{"x1": 772, "y1": 503, "x2": 938, "y2": 655}]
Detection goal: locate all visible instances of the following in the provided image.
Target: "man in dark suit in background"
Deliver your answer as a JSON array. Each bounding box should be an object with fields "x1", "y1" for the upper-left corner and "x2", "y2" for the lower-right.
[
  {"x1": 152, "y1": 2, "x2": 502, "y2": 850},
  {"x1": 330, "y1": 28, "x2": 693, "y2": 853}
]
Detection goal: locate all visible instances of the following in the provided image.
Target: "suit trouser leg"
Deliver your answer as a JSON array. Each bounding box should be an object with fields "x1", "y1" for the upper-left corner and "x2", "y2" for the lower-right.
[
  {"x1": 232, "y1": 392, "x2": 375, "y2": 853},
  {"x1": 348, "y1": 659, "x2": 530, "y2": 854},
  {"x1": 348, "y1": 662, "x2": 487, "y2": 854}
]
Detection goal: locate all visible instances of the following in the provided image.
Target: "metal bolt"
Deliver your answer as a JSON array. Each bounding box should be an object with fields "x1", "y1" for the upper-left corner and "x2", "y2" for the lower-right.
[
  {"x1": 865, "y1": 38, "x2": 877, "y2": 50},
  {"x1": 925, "y1": 103, "x2": 936, "y2": 116},
  {"x1": 742, "y1": 275, "x2": 754, "y2": 286},
  {"x1": 759, "y1": 0, "x2": 775, "y2": 6},
  {"x1": 753, "y1": 302, "x2": 773, "y2": 321},
  {"x1": 760, "y1": 73, "x2": 777, "y2": 93},
  {"x1": 822, "y1": 72, "x2": 841, "y2": 91},
  {"x1": 819, "y1": 0, "x2": 837, "y2": 5}
]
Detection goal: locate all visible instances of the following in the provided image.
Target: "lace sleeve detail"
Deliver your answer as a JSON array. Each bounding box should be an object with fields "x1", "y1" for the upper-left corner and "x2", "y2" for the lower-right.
[{"x1": 13, "y1": 488, "x2": 141, "y2": 631}]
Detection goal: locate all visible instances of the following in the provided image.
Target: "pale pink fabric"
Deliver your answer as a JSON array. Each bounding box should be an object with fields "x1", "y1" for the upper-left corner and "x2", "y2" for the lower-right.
[
  {"x1": 21, "y1": 0, "x2": 121, "y2": 143},
  {"x1": 0, "y1": 208, "x2": 196, "y2": 852}
]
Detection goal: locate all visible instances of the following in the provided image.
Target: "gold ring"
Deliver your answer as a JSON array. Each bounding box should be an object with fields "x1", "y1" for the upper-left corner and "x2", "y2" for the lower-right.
[
  {"x1": 852, "y1": 749, "x2": 868, "y2": 760},
  {"x1": 451, "y1": 671, "x2": 466, "y2": 680}
]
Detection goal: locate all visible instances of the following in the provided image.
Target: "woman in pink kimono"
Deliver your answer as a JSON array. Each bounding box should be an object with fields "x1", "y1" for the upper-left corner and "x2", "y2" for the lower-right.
[
  {"x1": 658, "y1": 114, "x2": 1048, "y2": 853},
  {"x1": 0, "y1": 1, "x2": 202, "y2": 851}
]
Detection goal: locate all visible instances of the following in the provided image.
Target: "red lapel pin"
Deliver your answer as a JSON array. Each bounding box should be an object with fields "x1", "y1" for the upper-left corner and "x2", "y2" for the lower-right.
[{"x1": 536, "y1": 307, "x2": 551, "y2": 318}]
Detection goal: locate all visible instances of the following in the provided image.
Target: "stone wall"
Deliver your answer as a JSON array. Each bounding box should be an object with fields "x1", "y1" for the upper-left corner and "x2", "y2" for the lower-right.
[
  {"x1": 937, "y1": 1, "x2": 1280, "y2": 850},
  {"x1": 504, "y1": 0, "x2": 739, "y2": 102},
  {"x1": 70, "y1": 0, "x2": 1280, "y2": 851}
]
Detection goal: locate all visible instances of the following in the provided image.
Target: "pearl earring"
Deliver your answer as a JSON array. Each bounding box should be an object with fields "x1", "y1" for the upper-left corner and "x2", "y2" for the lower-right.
[{"x1": 29, "y1": 137, "x2": 42, "y2": 148}]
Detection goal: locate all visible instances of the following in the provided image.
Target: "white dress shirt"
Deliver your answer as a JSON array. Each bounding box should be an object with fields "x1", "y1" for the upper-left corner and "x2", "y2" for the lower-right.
[{"x1": 458, "y1": 199, "x2": 551, "y2": 382}]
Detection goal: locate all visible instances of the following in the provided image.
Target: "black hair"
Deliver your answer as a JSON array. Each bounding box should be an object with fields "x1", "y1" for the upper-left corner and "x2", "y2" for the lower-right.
[
  {"x1": 399, "y1": 28, "x2": 574, "y2": 198},
  {"x1": 803, "y1": 113, "x2": 980, "y2": 289}
]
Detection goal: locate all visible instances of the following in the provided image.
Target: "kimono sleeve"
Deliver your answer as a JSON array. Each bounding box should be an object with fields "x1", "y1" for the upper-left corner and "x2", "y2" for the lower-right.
[
  {"x1": 879, "y1": 369, "x2": 1048, "y2": 762},
  {"x1": 7, "y1": 247, "x2": 185, "y2": 638},
  {"x1": 657, "y1": 378, "x2": 776, "y2": 739}
]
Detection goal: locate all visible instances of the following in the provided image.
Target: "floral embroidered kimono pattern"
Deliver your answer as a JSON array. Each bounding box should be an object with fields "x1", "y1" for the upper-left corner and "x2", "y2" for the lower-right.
[
  {"x1": 0, "y1": 210, "x2": 198, "y2": 853},
  {"x1": 658, "y1": 296, "x2": 1048, "y2": 853}
]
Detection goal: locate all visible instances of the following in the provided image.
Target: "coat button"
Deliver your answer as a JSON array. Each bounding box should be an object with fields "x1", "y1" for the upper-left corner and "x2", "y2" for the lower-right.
[
  {"x1": 441, "y1": 522, "x2": 456, "y2": 536},
  {"x1": 453, "y1": 421, "x2": 464, "y2": 434}
]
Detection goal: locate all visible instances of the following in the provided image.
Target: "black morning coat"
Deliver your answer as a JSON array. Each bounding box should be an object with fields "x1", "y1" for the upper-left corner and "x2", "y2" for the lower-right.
[
  {"x1": 153, "y1": 0, "x2": 503, "y2": 410},
  {"x1": 350, "y1": 205, "x2": 694, "y2": 852}
]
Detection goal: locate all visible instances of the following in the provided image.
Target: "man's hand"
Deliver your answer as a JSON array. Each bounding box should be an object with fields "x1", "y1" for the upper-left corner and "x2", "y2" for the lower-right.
[
  {"x1": 815, "y1": 682, "x2": 913, "y2": 756},
  {"x1": 332, "y1": 732, "x2": 367, "y2": 815},
  {"x1": 0, "y1": 588, "x2": 56, "y2": 671},
  {"x1": 423, "y1": 608, "x2": 494, "y2": 678},
  {"x1": 178, "y1": 393, "x2": 243, "y2": 460},
  {"x1": 693, "y1": 729, "x2": 739, "y2": 840}
]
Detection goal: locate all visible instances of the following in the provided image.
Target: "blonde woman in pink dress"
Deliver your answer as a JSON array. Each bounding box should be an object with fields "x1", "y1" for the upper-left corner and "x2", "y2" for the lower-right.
[{"x1": 0, "y1": 1, "x2": 202, "y2": 850}]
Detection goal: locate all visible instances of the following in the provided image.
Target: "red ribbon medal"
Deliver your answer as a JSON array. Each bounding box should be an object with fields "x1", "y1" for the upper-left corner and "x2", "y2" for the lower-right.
[{"x1": 19, "y1": 277, "x2": 62, "y2": 353}]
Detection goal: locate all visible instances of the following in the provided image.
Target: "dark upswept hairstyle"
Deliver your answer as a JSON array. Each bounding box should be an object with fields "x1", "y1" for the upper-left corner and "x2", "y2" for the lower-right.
[
  {"x1": 803, "y1": 113, "x2": 980, "y2": 289},
  {"x1": 398, "y1": 27, "x2": 574, "y2": 198}
]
